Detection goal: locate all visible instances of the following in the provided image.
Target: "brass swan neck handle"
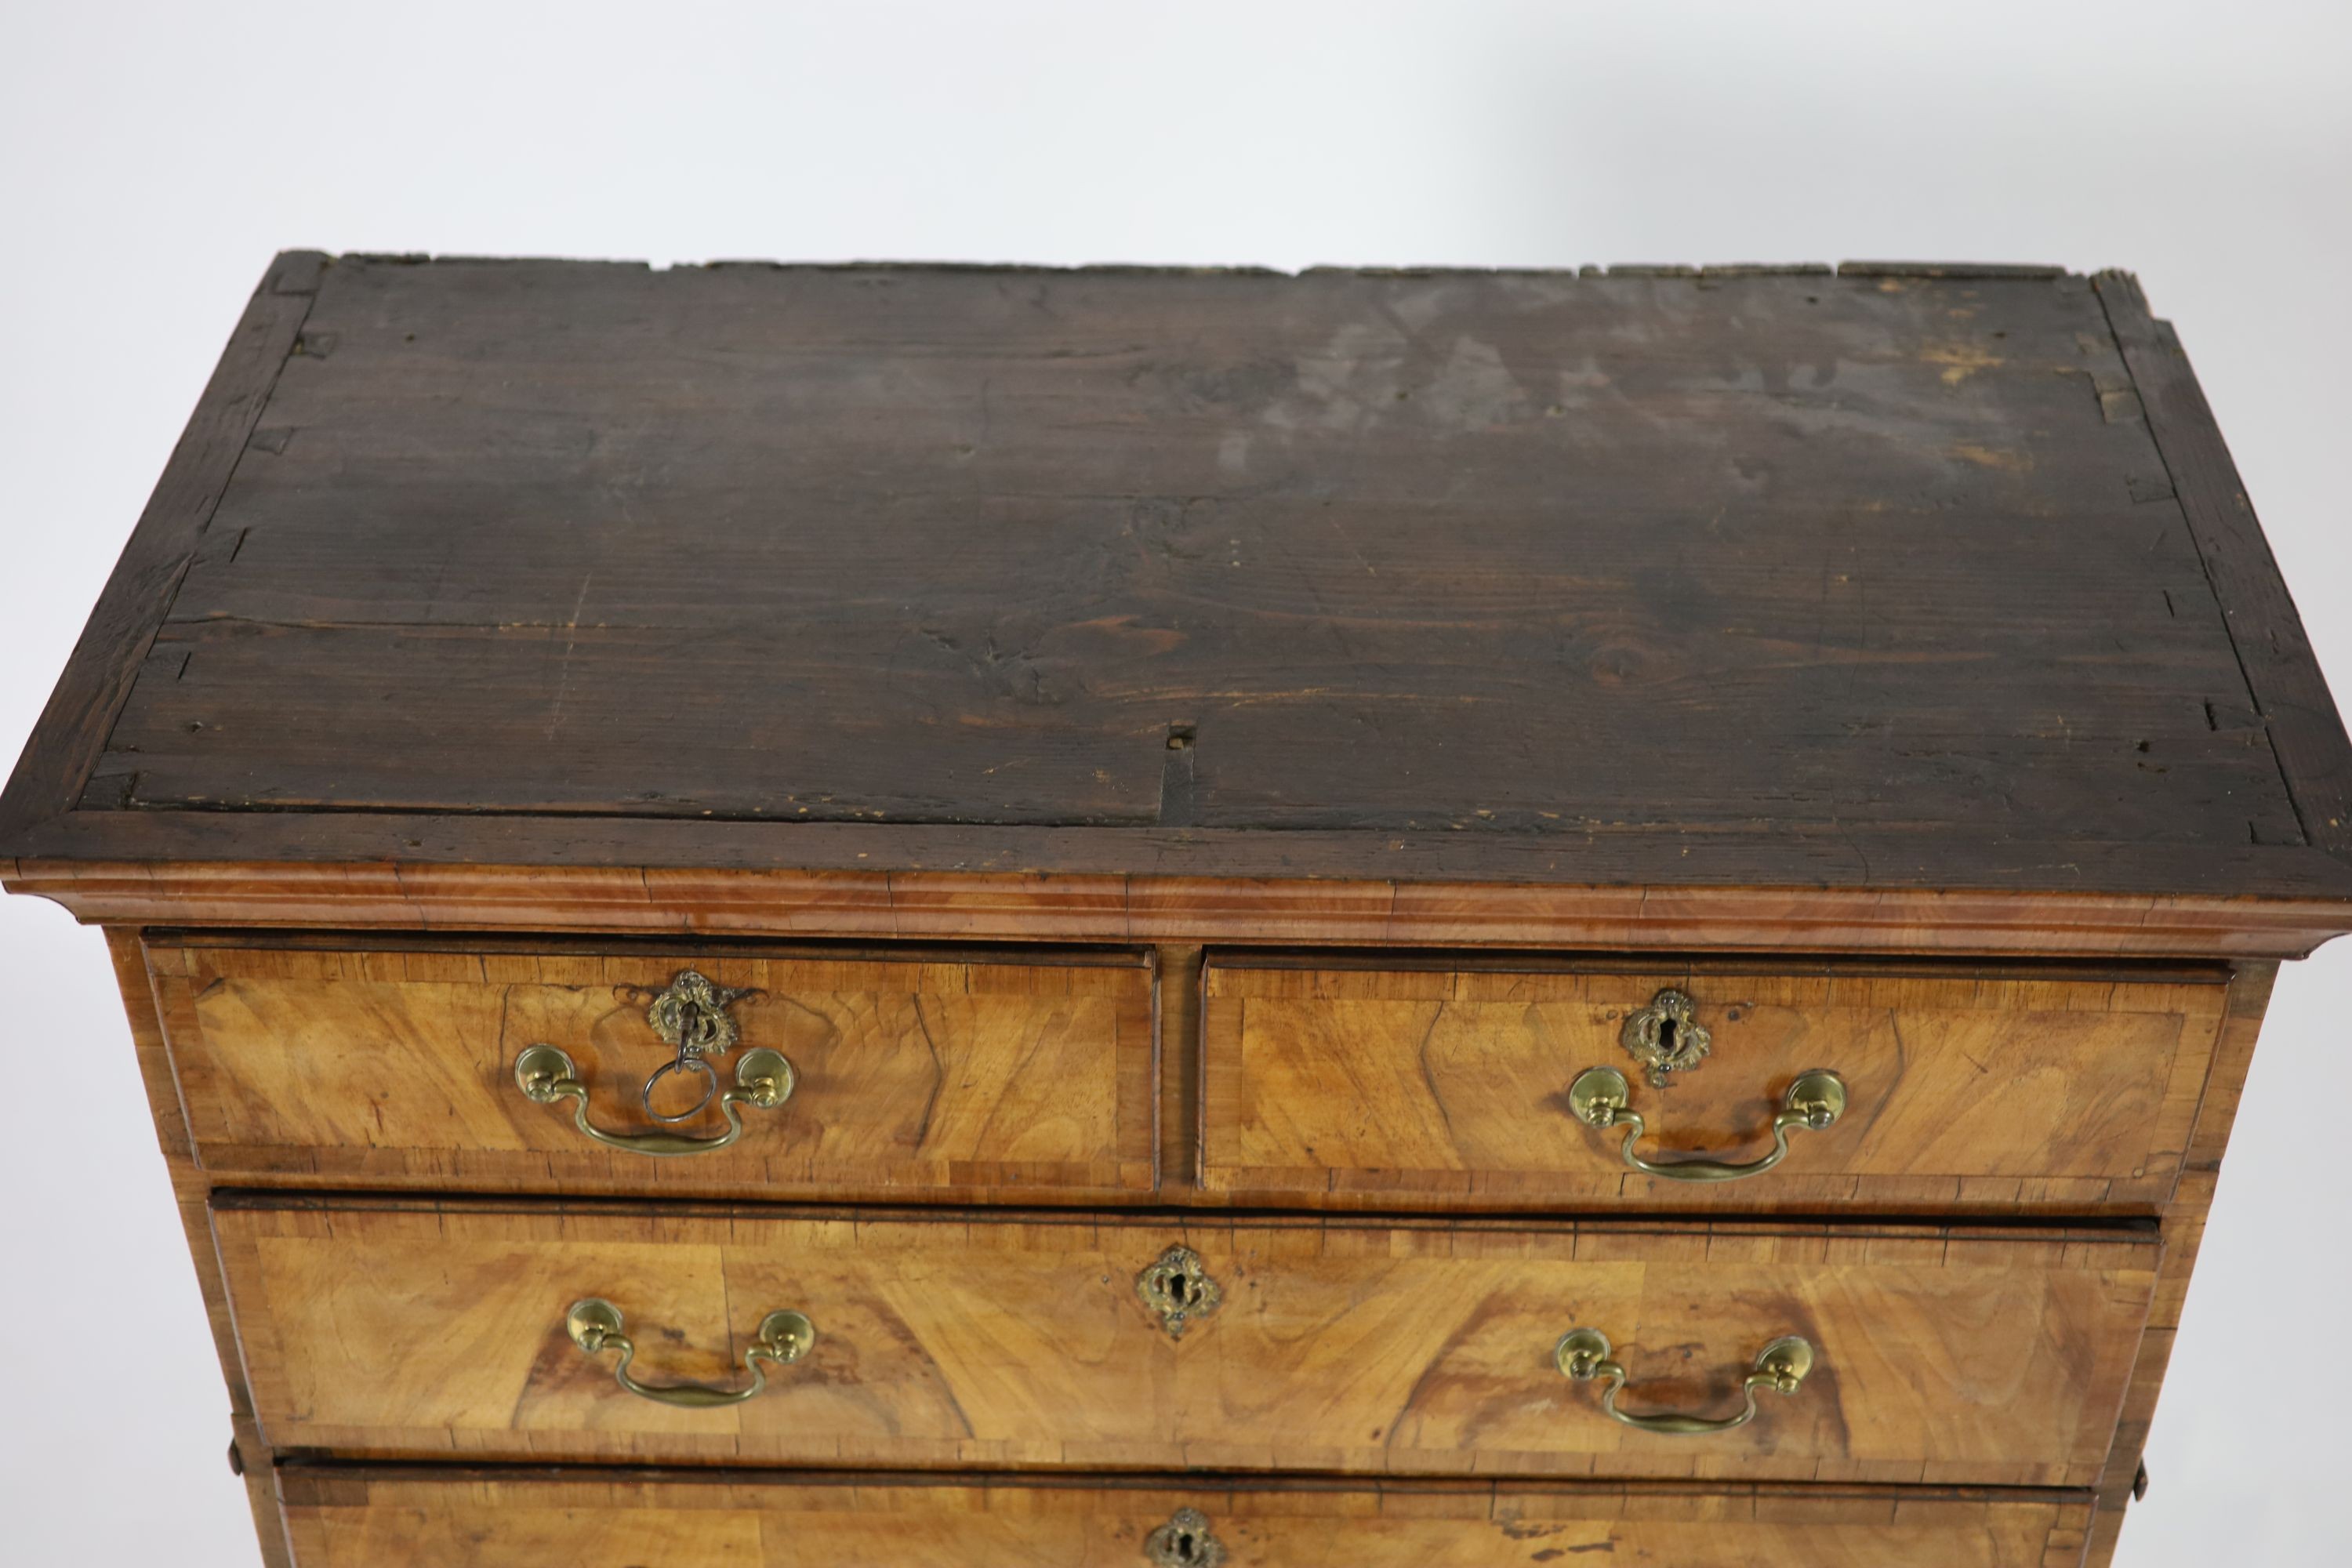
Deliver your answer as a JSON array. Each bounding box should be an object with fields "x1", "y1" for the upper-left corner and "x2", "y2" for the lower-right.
[
  {"x1": 1555, "y1": 1328, "x2": 1816, "y2": 1435},
  {"x1": 514, "y1": 1044, "x2": 794, "y2": 1156},
  {"x1": 564, "y1": 1298, "x2": 815, "y2": 1408},
  {"x1": 1567, "y1": 1065, "x2": 1846, "y2": 1183}
]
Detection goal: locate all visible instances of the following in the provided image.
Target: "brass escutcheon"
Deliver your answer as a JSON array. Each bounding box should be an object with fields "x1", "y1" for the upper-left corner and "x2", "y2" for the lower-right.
[
  {"x1": 644, "y1": 969, "x2": 753, "y2": 1058},
  {"x1": 1135, "y1": 1245, "x2": 1222, "y2": 1339},
  {"x1": 636, "y1": 970, "x2": 760, "y2": 1124},
  {"x1": 1144, "y1": 1507, "x2": 1226, "y2": 1566},
  {"x1": 1621, "y1": 986, "x2": 1711, "y2": 1087}
]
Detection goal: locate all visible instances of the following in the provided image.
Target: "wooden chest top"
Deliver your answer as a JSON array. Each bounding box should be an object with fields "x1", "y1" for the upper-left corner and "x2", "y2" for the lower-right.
[{"x1": 6, "y1": 254, "x2": 2351, "y2": 941}]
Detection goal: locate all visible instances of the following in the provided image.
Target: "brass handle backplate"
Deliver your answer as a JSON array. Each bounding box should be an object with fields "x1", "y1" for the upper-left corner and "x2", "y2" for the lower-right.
[
  {"x1": 1567, "y1": 1065, "x2": 1845, "y2": 1183},
  {"x1": 514, "y1": 1043, "x2": 794, "y2": 1156},
  {"x1": 1555, "y1": 1327, "x2": 1815, "y2": 1435},
  {"x1": 565, "y1": 1297, "x2": 815, "y2": 1407}
]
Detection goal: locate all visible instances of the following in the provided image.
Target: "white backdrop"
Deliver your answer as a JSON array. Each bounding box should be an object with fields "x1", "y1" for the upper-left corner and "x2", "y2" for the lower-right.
[{"x1": 3, "y1": 3, "x2": 2347, "y2": 1563}]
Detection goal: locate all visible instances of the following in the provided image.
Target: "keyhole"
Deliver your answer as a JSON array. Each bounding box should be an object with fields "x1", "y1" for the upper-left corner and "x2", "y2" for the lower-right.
[
  {"x1": 1166, "y1": 1274, "x2": 1190, "y2": 1306},
  {"x1": 1656, "y1": 1016, "x2": 1678, "y2": 1052},
  {"x1": 1174, "y1": 1532, "x2": 1197, "y2": 1563}
]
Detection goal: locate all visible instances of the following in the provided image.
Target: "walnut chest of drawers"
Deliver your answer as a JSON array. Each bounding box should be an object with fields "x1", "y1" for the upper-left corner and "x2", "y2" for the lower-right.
[{"x1": 8, "y1": 253, "x2": 2350, "y2": 1566}]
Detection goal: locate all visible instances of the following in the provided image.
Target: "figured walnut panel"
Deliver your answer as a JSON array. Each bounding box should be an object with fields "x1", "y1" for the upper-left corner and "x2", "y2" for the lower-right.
[
  {"x1": 150, "y1": 939, "x2": 1155, "y2": 1203},
  {"x1": 216, "y1": 1200, "x2": 2154, "y2": 1487},
  {"x1": 1201, "y1": 958, "x2": 2224, "y2": 1213},
  {"x1": 276, "y1": 1469, "x2": 2095, "y2": 1568}
]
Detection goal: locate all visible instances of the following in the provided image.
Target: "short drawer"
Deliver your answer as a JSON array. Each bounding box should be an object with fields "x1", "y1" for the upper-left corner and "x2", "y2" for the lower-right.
[
  {"x1": 1200, "y1": 955, "x2": 2227, "y2": 1210},
  {"x1": 217, "y1": 1196, "x2": 2154, "y2": 1487},
  {"x1": 149, "y1": 936, "x2": 1156, "y2": 1202},
  {"x1": 278, "y1": 1468, "x2": 2097, "y2": 1567}
]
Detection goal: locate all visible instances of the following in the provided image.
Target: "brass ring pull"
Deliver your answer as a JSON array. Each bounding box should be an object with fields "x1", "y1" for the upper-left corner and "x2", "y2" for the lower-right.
[
  {"x1": 1555, "y1": 1327, "x2": 1816, "y2": 1435},
  {"x1": 1566, "y1": 1065, "x2": 1846, "y2": 1183},
  {"x1": 514, "y1": 1044, "x2": 794, "y2": 1156},
  {"x1": 565, "y1": 1298, "x2": 815, "y2": 1408},
  {"x1": 641, "y1": 1054, "x2": 721, "y2": 1123}
]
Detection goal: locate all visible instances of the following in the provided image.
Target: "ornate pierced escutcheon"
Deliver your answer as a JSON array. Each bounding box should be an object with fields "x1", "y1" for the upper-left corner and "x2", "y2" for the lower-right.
[
  {"x1": 644, "y1": 969, "x2": 752, "y2": 1059},
  {"x1": 1621, "y1": 986, "x2": 1711, "y2": 1087},
  {"x1": 1135, "y1": 1245, "x2": 1222, "y2": 1339},
  {"x1": 631, "y1": 970, "x2": 759, "y2": 1124},
  {"x1": 1144, "y1": 1507, "x2": 1225, "y2": 1567}
]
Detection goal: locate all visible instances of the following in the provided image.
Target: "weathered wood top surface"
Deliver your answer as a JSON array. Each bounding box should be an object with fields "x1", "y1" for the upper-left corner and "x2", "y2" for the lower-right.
[{"x1": 5, "y1": 253, "x2": 2350, "y2": 903}]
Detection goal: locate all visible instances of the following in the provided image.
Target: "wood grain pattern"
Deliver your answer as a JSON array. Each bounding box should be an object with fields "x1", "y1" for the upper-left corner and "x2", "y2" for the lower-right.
[
  {"x1": 215, "y1": 1198, "x2": 2154, "y2": 1487},
  {"x1": 9, "y1": 260, "x2": 2351, "y2": 924},
  {"x1": 17, "y1": 854, "x2": 2352, "y2": 956},
  {"x1": 0, "y1": 252, "x2": 321, "y2": 844},
  {"x1": 149, "y1": 937, "x2": 1154, "y2": 1201},
  {"x1": 113, "y1": 265, "x2": 2267, "y2": 845},
  {"x1": 102, "y1": 927, "x2": 300, "y2": 1567},
  {"x1": 100, "y1": 928, "x2": 307, "y2": 1568},
  {"x1": 1156, "y1": 943, "x2": 1204, "y2": 1196},
  {"x1": 2080, "y1": 960, "x2": 2276, "y2": 1564},
  {"x1": 275, "y1": 1468, "x2": 2096, "y2": 1568},
  {"x1": 1200, "y1": 956, "x2": 2226, "y2": 1212},
  {"x1": 2097, "y1": 272, "x2": 2352, "y2": 859}
]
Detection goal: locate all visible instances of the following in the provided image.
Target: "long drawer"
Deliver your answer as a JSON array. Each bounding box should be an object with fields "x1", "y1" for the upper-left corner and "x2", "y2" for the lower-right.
[
  {"x1": 276, "y1": 1468, "x2": 2098, "y2": 1567},
  {"x1": 216, "y1": 1197, "x2": 2154, "y2": 1486},
  {"x1": 147, "y1": 936, "x2": 1156, "y2": 1202},
  {"x1": 1200, "y1": 954, "x2": 2226, "y2": 1211}
]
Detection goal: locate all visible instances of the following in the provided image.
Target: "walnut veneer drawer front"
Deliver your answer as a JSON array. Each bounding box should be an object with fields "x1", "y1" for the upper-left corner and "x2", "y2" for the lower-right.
[
  {"x1": 149, "y1": 938, "x2": 1156, "y2": 1201},
  {"x1": 1202, "y1": 958, "x2": 2226, "y2": 1211},
  {"x1": 216, "y1": 1198, "x2": 2154, "y2": 1486},
  {"x1": 277, "y1": 1471, "x2": 2096, "y2": 1568}
]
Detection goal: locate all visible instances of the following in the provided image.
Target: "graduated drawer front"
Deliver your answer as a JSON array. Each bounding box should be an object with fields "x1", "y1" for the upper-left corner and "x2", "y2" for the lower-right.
[
  {"x1": 277, "y1": 1470, "x2": 2096, "y2": 1568},
  {"x1": 216, "y1": 1198, "x2": 2154, "y2": 1487},
  {"x1": 148, "y1": 938, "x2": 1155, "y2": 1202},
  {"x1": 1201, "y1": 956, "x2": 2226, "y2": 1211}
]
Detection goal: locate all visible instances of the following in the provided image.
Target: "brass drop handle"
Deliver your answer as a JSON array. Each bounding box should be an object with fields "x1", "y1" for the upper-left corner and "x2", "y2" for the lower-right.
[
  {"x1": 565, "y1": 1298, "x2": 815, "y2": 1408},
  {"x1": 514, "y1": 1044, "x2": 794, "y2": 1156},
  {"x1": 1566, "y1": 1065, "x2": 1846, "y2": 1182},
  {"x1": 1555, "y1": 1328, "x2": 1816, "y2": 1435}
]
